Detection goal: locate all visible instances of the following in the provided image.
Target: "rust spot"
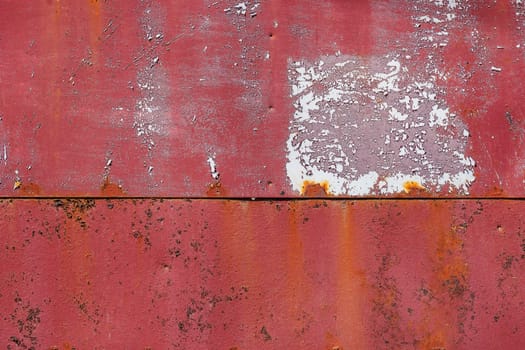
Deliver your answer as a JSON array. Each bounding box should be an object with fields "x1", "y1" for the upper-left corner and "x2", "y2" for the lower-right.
[
  {"x1": 301, "y1": 180, "x2": 330, "y2": 196},
  {"x1": 325, "y1": 332, "x2": 342, "y2": 350},
  {"x1": 100, "y1": 177, "x2": 125, "y2": 196},
  {"x1": 48, "y1": 344, "x2": 73, "y2": 350},
  {"x1": 207, "y1": 181, "x2": 227, "y2": 196},
  {"x1": 13, "y1": 180, "x2": 22, "y2": 190},
  {"x1": 419, "y1": 332, "x2": 446, "y2": 350},
  {"x1": 435, "y1": 224, "x2": 469, "y2": 298},
  {"x1": 402, "y1": 180, "x2": 425, "y2": 193},
  {"x1": 19, "y1": 182, "x2": 42, "y2": 195},
  {"x1": 416, "y1": 203, "x2": 472, "y2": 348},
  {"x1": 487, "y1": 186, "x2": 505, "y2": 196}
]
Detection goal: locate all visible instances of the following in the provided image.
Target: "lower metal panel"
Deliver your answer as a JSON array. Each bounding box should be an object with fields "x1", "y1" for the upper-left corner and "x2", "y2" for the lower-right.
[{"x1": 1, "y1": 199, "x2": 524, "y2": 349}]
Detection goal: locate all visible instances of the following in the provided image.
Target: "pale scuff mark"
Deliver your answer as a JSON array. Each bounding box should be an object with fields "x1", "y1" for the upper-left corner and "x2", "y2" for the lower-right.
[
  {"x1": 432, "y1": 0, "x2": 460, "y2": 9},
  {"x1": 134, "y1": 4, "x2": 172, "y2": 178},
  {"x1": 285, "y1": 53, "x2": 476, "y2": 196},
  {"x1": 134, "y1": 67, "x2": 170, "y2": 150},
  {"x1": 1, "y1": 145, "x2": 7, "y2": 164}
]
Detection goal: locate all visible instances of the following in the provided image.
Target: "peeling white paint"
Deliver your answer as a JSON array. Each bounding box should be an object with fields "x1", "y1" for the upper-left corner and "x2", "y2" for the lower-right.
[
  {"x1": 207, "y1": 155, "x2": 220, "y2": 180},
  {"x1": 234, "y1": 2, "x2": 247, "y2": 15},
  {"x1": 428, "y1": 105, "x2": 449, "y2": 127},
  {"x1": 225, "y1": 1, "x2": 260, "y2": 16},
  {"x1": 286, "y1": 54, "x2": 476, "y2": 196},
  {"x1": 447, "y1": 0, "x2": 458, "y2": 9}
]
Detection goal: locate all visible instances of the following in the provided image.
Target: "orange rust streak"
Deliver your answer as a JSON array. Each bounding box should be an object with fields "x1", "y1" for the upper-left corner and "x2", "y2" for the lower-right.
[
  {"x1": 54, "y1": 0, "x2": 61, "y2": 17},
  {"x1": 215, "y1": 201, "x2": 260, "y2": 347},
  {"x1": 286, "y1": 202, "x2": 307, "y2": 314},
  {"x1": 301, "y1": 180, "x2": 330, "y2": 196},
  {"x1": 417, "y1": 202, "x2": 469, "y2": 350},
  {"x1": 48, "y1": 343, "x2": 73, "y2": 350},
  {"x1": 87, "y1": 0, "x2": 102, "y2": 64},
  {"x1": 325, "y1": 332, "x2": 344, "y2": 350},
  {"x1": 334, "y1": 202, "x2": 367, "y2": 348}
]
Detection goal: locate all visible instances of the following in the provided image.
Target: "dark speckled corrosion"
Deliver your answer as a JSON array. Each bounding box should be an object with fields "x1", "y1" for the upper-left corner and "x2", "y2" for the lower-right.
[{"x1": 1, "y1": 199, "x2": 525, "y2": 349}]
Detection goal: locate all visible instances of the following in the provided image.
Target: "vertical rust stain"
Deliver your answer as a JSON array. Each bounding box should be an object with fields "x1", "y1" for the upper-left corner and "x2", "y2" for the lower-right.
[
  {"x1": 54, "y1": 0, "x2": 61, "y2": 18},
  {"x1": 286, "y1": 202, "x2": 307, "y2": 317},
  {"x1": 55, "y1": 201, "x2": 98, "y2": 332},
  {"x1": 87, "y1": 0, "x2": 102, "y2": 64},
  {"x1": 215, "y1": 200, "x2": 259, "y2": 347},
  {"x1": 417, "y1": 202, "x2": 471, "y2": 349},
  {"x1": 335, "y1": 202, "x2": 367, "y2": 348}
]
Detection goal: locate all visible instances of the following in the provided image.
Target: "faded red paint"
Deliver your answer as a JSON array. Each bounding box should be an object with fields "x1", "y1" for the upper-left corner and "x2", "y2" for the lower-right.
[
  {"x1": 0, "y1": 1, "x2": 524, "y2": 197},
  {"x1": 2, "y1": 1, "x2": 525, "y2": 349},
  {"x1": 1, "y1": 200, "x2": 525, "y2": 349}
]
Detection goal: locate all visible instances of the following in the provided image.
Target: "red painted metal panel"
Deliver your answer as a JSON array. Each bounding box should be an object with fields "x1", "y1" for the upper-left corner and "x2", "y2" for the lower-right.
[
  {"x1": 2, "y1": 1, "x2": 525, "y2": 349},
  {"x1": 1, "y1": 1, "x2": 525, "y2": 197},
  {"x1": 1, "y1": 199, "x2": 525, "y2": 349}
]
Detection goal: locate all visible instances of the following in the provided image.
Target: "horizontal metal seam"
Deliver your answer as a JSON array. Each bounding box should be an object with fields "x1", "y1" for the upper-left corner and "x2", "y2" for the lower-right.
[{"x1": 0, "y1": 196, "x2": 524, "y2": 201}]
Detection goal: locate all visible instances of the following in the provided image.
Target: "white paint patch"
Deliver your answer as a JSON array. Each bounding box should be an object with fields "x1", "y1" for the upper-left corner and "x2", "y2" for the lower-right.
[
  {"x1": 447, "y1": 0, "x2": 458, "y2": 9},
  {"x1": 225, "y1": 1, "x2": 260, "y2": 16},
  {"x1": 207, "y1": 155, "x2": 220, "y2": 180},
  {"x1": 429, "y1": 105, "x2": 449, "y2": 127},
  {"x1": 286, "y1": 54, "x2": 476, "y2": 195}
]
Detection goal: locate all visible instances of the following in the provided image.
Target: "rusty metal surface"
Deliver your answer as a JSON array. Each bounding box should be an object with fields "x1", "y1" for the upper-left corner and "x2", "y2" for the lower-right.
[
  {"x1": 2, "y1": 1, "x2": 525, "y2": 349},
  {"x1": 1, "y1": 199, "x2": 525, "y2": 349},
  {"x1": 1, "y1": 1, "x2": 525, "y2": 197}
]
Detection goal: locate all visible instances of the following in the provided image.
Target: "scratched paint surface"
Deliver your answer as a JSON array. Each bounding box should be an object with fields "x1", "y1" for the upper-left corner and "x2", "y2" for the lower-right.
[
  {"x1": 0, "y1": 199, "x2": 524, "y2": 349},
  {"x1": 2, "y1": 1, "x2": 525, "y2": 349},
  {"x1": 0, "y1": 1, "x2": 524, "y2": 197}
]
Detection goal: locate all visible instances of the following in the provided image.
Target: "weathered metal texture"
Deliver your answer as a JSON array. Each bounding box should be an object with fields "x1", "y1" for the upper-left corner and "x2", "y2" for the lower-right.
[
  {"x1": 2, "y1": 1, "x2": 525, "y2": 349},
  {"x1": 1, "y1": 1, "x2": 525, "y2": 197},
  {"x1": 1, "y1": 199, "x2": 525, "y2": 349}
]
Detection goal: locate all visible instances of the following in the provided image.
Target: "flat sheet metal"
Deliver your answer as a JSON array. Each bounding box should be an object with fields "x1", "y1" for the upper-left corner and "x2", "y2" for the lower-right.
[
  {"x1": 2, "y1": 2, "x2": 525, "y2": 349},
  {"x1": 1, "y1": 199, "x2": 524, "y2": 349},
  {"x1": 1, "y1": 1, "x2": 525, "y2": 197}
]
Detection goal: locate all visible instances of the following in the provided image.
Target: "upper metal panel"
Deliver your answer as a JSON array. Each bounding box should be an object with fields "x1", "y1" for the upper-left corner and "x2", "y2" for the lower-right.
[{"x1": 1, "y1": 1, "x2": 524, "y2": 197}]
